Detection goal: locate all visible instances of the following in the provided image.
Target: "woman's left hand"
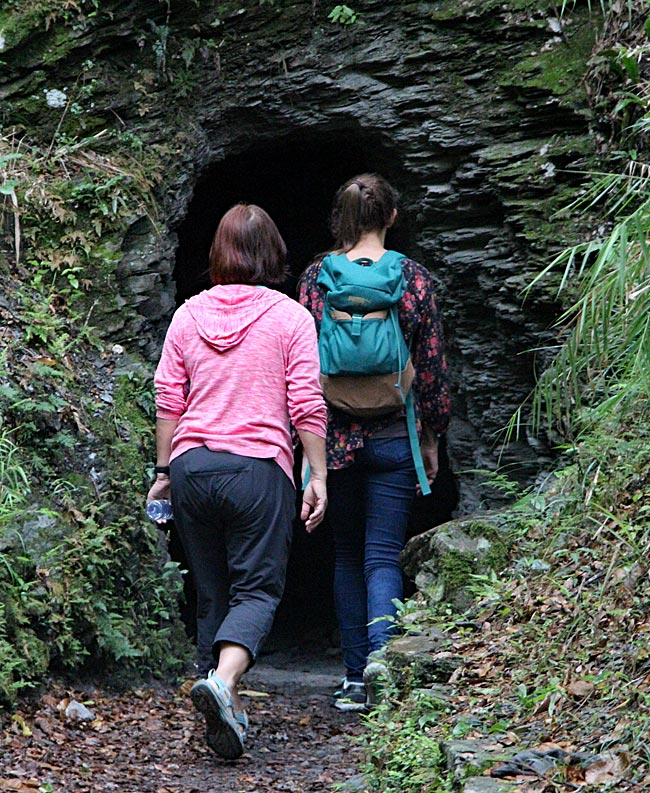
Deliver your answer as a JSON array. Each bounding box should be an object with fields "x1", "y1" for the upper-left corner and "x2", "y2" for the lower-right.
[
  {"x1": 146, "y1": 476, "x2": 170, "y2": 505},
  {"x1": 417, "y1": 429, "x2": 439, "y2": 495}
]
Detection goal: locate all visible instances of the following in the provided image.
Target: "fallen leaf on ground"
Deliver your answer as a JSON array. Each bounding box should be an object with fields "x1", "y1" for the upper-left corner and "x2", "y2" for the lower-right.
[
  {"x1": 584, "y1": 751, "x2": 630, "y2": 784},
  {"x1": 566, "y1": 679, "x2": 594, "y2": 698},
  {"x1": 178, "y1": 679, "x2": 195, "y2": 697},
  {"x1": 10, "y1": 716, "x2": 31, "y2": 737},
  {"x1": 239, "y1": 689, "x2": 270, "y2": 699}
]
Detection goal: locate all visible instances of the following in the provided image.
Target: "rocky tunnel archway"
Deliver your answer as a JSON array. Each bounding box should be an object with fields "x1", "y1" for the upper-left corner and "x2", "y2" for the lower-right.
[
  {"x1": 170, "y1": 126, "x2": 460, "y2": 645},
  {"x1": 173, "y1": 126, "x2": 413, "y2": 299}
]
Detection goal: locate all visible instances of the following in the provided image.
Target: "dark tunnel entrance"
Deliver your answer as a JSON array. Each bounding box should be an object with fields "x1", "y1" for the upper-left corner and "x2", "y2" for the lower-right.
[
  {"x1": 171, "y1": 127, "x2": 459, "y2": 653},
  {"x1": 173, "y1": 127, "x2": 413, "y2": 300}
]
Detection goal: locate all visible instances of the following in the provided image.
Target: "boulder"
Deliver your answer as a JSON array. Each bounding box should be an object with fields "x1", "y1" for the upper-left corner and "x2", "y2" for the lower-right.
[{"x1": 402, "y1": 513, "x2": 513, "y2": 609}]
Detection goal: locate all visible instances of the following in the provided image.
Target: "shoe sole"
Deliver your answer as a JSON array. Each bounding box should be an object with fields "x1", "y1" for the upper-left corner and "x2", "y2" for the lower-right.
[
  {"x1": 190, "y1": 680, "x2": 244, "y2": 759},
  {"x1": 334, "y1": 699, "x2": 367, "y2": 712}
]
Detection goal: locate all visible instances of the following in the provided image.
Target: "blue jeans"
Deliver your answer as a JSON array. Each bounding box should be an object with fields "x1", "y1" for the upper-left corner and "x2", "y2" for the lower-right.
[{"x1": 327, "y1": 437, "x2": 416, "y2": 681}]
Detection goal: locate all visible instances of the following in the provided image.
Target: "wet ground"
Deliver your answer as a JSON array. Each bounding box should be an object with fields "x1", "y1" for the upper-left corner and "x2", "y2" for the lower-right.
[{"x1": 0, "y1": 645, "x2": 366, "y2": 793}]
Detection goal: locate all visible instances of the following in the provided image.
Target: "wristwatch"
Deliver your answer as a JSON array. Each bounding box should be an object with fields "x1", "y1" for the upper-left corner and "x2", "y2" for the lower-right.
[{"x1": 153, "y1": 465, "x2": 170, "y2": 476}]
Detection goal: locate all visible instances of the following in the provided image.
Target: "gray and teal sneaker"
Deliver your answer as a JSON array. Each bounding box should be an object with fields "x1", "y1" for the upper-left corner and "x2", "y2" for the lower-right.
[
  {"x1": 363, "y1": 660, "x2": 389, "y2": 708},
  {"x1": 333, "y1": 677, "x2": 367, "y2": 712}
]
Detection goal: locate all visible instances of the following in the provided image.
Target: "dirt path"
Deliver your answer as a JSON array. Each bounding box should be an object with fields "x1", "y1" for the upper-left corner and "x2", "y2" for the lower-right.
[{"x1": 0, "y1": 648, "x2": 365, "y2": 792}]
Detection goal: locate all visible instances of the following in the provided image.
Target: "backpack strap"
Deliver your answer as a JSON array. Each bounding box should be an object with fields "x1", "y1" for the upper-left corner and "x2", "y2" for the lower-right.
[
  {"x1": 390, "y1": 306, "x2": 407, "y2": 402},
  {"x1": 405, "y1": 391, "x2": 431, "y2": 497},
  {"x1": 391, "y1": 308, "x2": 430, "y2": 494}
]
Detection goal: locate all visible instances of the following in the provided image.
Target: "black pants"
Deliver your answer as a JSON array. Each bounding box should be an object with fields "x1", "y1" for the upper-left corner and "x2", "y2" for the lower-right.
[{"x1": 170, "y1": 447, "x2": 295, "y2": 675}]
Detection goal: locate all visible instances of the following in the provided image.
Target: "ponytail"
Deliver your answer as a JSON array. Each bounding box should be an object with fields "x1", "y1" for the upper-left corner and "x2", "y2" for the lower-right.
[
  {"x1": 329, "y1": 173, "x2": 398, "y2": 252},
  {"x1": 334, "y1": 182, "x2": 364, "y2": 251}
]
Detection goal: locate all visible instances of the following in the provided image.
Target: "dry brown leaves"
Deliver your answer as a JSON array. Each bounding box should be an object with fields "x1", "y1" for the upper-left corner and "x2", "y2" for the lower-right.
[{"x1": 0, "y1": 673, "x2": 363, "y2": 793}]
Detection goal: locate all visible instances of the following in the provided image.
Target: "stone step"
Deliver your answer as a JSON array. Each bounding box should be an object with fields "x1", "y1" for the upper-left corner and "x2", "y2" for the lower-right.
[
  {"x1": 386, "y1": 633, "x2": 464, "y2": 685},
  {"x1": 462, "y1": 777, "x2": 522, "y2": 793},
  {"x1": 442, "y1": 738, "x2": 513, "y2": 783}
]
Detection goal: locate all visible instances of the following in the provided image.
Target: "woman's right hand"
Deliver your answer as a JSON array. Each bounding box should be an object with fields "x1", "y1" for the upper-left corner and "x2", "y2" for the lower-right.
[{"x1": 301, "y1": 476, "x2": 327, "y2": 533}]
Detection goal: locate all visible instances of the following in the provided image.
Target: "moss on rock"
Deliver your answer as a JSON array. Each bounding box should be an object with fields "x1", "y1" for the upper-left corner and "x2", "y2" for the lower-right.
[
  {"x1": 402, "y1": 514, "x2": 514, "y2": 611},
  {"x1": 502, "y1": 17, "x2": 596, "y2": 100}
]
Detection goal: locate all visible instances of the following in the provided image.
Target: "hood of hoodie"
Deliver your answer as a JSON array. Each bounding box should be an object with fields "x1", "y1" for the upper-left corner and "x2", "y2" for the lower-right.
[{"x1": 185, "y1": 285, "x2": 287, "y2": 352}]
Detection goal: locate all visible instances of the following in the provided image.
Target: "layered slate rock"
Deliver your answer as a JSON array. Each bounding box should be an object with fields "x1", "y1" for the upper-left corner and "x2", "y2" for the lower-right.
[{"x1": 0, "y1": 0, "x2": 599, "y2": 510}]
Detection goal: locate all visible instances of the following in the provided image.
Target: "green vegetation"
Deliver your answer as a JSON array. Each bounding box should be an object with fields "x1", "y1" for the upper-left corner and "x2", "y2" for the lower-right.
[
  {"x1": 0, "y1": 0, "x2": 100, "y2": 50},
  {"x1": 0, "y1": 276, "x2": 190, "y2": 705},
  {"x1": 0, "y1": 297, "x2": 190, "y2": 707},
  {"x1": 362, "y1": 411, "x2": 650, "y2": 789},
  {"x1": 361, "y1": 690, "x2": 449, "y2": 792},
  {"x1": 328, "y1": 5, "x2": 359, "y2": 25},
  {"x1": 0, "y1": 5, "x2": 190, "y2": 702},
  {"x1": 0, "y1": 464, "x2": 188, "y2": 706},
  {"x1": 361, "y1": 4, "x2": 650, "y2": 790},
  {"x1": 505, "y1": 19, "x2": 596, "y2": 100},
  {"x1": 510, "y1": 11, "x2": 650, "y2": 442}
]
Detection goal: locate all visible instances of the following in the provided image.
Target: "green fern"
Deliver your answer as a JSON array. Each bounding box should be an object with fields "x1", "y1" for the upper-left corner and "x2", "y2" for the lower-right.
[{"x1": 512, "y1": 153, "x2": 650, "y2": 442}]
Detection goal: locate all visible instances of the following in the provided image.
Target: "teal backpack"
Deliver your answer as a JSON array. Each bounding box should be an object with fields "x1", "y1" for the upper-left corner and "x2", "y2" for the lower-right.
[{"x1": 315, "y1": 250, "x2": 431, "y2": 496}]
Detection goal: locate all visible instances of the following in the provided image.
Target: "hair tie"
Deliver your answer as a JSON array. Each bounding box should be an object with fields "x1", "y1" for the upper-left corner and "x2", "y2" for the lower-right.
[{"x1": 345, "y1": 180, "x2": 364, "y2": 192}]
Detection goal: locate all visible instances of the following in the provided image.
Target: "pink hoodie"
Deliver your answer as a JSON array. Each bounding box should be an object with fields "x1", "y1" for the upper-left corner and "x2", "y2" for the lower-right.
[{"x1": 155, "y1": 285, "x2": 327, "y2": 483}]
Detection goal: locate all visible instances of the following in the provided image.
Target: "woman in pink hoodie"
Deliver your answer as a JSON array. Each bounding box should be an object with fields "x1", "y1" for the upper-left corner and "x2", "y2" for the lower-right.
[{"x1": 147, "y1": 204, "x2": 327, "y2": 760}]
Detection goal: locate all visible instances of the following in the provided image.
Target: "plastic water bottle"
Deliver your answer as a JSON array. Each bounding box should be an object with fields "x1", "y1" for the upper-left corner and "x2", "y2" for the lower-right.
[{"x1": 146, "y1": 499, "x2": 173, "y2": 522}]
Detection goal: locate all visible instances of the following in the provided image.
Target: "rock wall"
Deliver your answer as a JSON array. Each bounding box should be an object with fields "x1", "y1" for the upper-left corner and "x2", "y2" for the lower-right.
[{"x1": 0, "y1": 0, "x2": 599, "y2": 514}]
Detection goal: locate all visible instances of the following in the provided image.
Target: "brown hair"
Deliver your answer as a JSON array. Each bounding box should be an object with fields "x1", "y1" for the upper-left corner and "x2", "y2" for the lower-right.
[
  {"x1": 208, "y1": 203, "x2": 288, "y2": 286},
  {"x1": 330, "y1": 173, "x2": 399, "y2": 251}
]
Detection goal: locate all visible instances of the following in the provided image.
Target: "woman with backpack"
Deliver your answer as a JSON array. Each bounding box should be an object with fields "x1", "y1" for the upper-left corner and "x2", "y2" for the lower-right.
[
  {"x1": 298, "y1": 173, "x2": 450, "y2": 710},
  {"x1": 147, "y1": 203, "x2": 328, "y2": 758}
]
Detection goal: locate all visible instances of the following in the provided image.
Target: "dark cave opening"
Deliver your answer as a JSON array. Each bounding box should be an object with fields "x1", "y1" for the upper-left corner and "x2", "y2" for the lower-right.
[
  {"x1": 173, "y1": 127, "x2": 413, "y2": 302},
  {"x1": 171, "y1": 127, "x2": 459, "y2": 653}
]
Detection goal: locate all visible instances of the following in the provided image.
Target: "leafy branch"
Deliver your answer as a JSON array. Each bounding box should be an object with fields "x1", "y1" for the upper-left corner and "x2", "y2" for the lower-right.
[
  {"x1": 328, "y1": 4, "x2": 359, "y2": 25},
  {"x1": 0, "y1": 152, "x2": 23, "y2": 264}
]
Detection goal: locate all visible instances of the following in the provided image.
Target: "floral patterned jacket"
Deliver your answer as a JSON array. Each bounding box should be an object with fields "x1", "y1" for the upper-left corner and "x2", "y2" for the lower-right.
[{"x1": 297, "y1": 256, "x2": 451, "y2": 470}]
